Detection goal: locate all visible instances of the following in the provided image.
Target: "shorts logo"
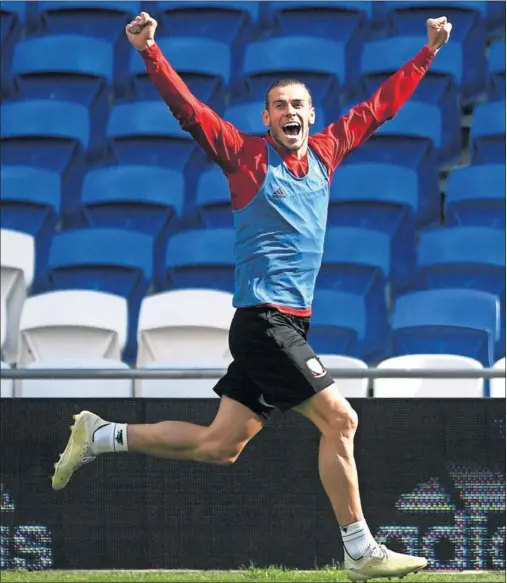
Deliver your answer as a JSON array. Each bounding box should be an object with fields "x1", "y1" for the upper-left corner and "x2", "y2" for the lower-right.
[
  {"x1": 258, "y1": 394, "x2": 275, "y2": 408},
  {"x1": 306, "y1": 357, "x2": 327, "y2": 379}
]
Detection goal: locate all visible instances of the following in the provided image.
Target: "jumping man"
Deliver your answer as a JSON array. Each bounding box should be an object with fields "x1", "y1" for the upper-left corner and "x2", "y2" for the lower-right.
[{"x1": 53, "y1": 13, "x2": 452, "y2": 582}]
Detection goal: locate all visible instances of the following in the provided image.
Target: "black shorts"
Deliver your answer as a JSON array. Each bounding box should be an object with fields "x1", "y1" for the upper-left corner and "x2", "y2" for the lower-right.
[{"x1": 213, "y1": 307, "x2": 334, "y2": 419}]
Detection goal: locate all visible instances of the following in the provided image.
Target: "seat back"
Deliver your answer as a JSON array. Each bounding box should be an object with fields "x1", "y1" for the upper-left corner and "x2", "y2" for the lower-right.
[
  {"x1": 196, "y1": 166, "x2": 232, "y2": 227},
  {"x1": 162, "y1": 229, "x2": 235, "y2": 292},
  {"x1": 471, "y1": 101, "x2": 506, "y2": 164},
  {"x1": 18, "y1": 290, "x2": 127, "y2": 366},
  {"x1": 374, "y1": 354, "x2": 484, "y2": 397},
  {"x1": 445, "y1": 164, "x2": 506, "y2": 228},
  {"x1": 319, "y1": 354, "x2": 369, "y2": 398},
  {"x1": 0, "y1": 229, "x2": 35, "y2": 364},
  {"x1": 490, "y1": 357, "x2": 506, "y2": 398},
  {"x1": 106, "y1": 101, "x2": 196, "y2": 168},
  {"x1": 137, "y1": 289, "x2": 234, "y2": 366},
  {"x1": 488, "y1": 39, "x2": 505, "y2": 101},
  {"x1": 16, "y1": 358, "x2": 132, "y2": 398},
  {"x1": 392, "y1": 289, "x2": 500, "y2": 365}
]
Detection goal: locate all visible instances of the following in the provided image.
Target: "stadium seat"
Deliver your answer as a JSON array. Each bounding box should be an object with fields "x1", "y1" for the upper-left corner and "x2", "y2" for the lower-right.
[
  {"x1": 0, "y1": 166, "x2": 61, "y2": 277},
  {"x1": 1, "y1": 100, "x2": 89, "y2": 215},
  {"x1": 196, "y1": 165, "x2": 232, "y2": 228},
  {"x1": 360, "y1": 36, "x2": 461, "y2": 162},
  {"x1": 240, "y1": 37, "x2": 346, "y2": 118},
  {"x1": 445, "y1": 165, "x2": 506, "y2": 228},
  {"x1": 46, "y1": 228, "x2": 153, "y2": 360},
  {"x1": 18, "y1": 290, "x2": 127, "y2": 366},
  {"x1": 417, "y1": 226, "x2": 506, "y2": 360},
  {"x1": 329, "y1": 163, "x2": 421, "y2": 293},
  {"x1": 317, "y1": 227, "x2": 390, "y2": 360},
  {"x1": 263, "y1": 2, "x2": 372, "y2": 87},
  {"x1": 391, "y1": 289, "x2": 500, "y2": 366},
  {"x1": 159, "y1": 228, "x2": 235, "y2": 292},
  {"x1": 470, "y1": 101, "x2": 506, "y2": 164},
  {"x1": 155, "y1": 1, "x2": 259, "y2": 48},
  {"x1": 308, "y1": 289, "x2": 367, "y2": 359},
  {"x1": 318, "y1": 354, "x2": 369, "y2": 398},
  {"x1": 0, "y1": 229, "x2": 35, "y2": 365},
  {"x1": 224, "y1": 101, "x2": 326, "y2": 136},
  {"x1": 486, "y1": 1, "x2": 506, "y2": 37},
  {"x1": 136, "y1": 289, "x2": 234, "y2": 398},
  {"x1": 0, "y1": 1, "x2": 25, "y2": 97},
  {"x1": 17, "y1": 358, "x2": 133, "y2": 398},
  {"x1": 105, "y1": 101, "x2": 196, "y2": 169},
  {"x1": 0, "y1": 362, "x2": 14, "y2": 398},
  {"x1": 383, "y1": 1, "x2": 487, "y2": 102},
  {"x1": 32, "y1": 1, "x2": 141, "y2": 42},
  {"x1": 128, "y1": 36, "x2": 230, "y2": 110},
  {"x1": 77, "y1": 165, "x2": 184, "y2": 267},
  {"x1": 488, "y1": 39, "x2": 505, "y2": 101},
  {"x1": 373, "y1": 354, "x2": 484, "y2": 398},
  {"x1": 11, "y1": 35, "x2": 114, "y2": 141},
  {"x1": 490, "y1": 357, "x2": 506, "y2": 398}
]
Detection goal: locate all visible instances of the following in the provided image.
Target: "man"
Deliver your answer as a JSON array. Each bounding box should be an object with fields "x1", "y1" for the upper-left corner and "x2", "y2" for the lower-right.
[{"x1": 53, "y1": 12, "x2": 452, "y2": 581}]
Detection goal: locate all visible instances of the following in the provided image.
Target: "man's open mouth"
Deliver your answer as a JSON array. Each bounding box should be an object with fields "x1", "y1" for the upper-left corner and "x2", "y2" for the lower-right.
[{"x1": 282, "y1": 122, "x2": 301, "y2": 137}]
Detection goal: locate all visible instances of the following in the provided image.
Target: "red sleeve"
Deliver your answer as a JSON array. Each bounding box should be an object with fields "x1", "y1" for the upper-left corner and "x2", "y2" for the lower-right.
[
  {"x1": 309, "y1": 45, "x2": 436, "y2": 175},
  {"x1": 140, "y1": 43, "x2": 245, "y2": 173}
]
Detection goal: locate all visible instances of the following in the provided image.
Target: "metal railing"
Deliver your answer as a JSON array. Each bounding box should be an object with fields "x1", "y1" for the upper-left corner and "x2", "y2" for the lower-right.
[{"x1": 1, "y1": 367, "x2": 505, "y2": 380}]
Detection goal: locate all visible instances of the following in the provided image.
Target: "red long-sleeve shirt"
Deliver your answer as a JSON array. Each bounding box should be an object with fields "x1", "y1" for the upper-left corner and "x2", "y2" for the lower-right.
[
  {"x1": 140, "y1": 42, "x2": 435, "y2": 315},
  {"x1": 140, "y1": 42, "x2": 435, "y2": 212}
]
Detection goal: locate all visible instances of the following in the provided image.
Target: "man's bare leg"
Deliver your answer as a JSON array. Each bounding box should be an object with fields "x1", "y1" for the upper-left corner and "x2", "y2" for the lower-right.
[{"x1": 52, "y1": 396, "x2": 263, "y2": 490}]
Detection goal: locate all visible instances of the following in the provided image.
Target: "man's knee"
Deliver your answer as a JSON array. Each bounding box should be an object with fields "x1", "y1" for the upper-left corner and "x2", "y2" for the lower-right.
[
  {"x1": 323, "y1": 405, "x2": 358, "y2": 440},
  {"x1": 196, "y1": 438, "x2": 244, "y2": 465}
]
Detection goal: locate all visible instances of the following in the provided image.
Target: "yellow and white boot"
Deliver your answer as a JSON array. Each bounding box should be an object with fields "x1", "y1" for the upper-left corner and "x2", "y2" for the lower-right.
[{"x1": 345, "y1": 544, "x2": 428, "y2": 581}]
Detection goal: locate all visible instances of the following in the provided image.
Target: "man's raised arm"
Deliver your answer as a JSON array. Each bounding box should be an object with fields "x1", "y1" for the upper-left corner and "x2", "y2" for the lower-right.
[
  {"x1": 126, "y1": 12, "x2": 244, "y2": 172},
  {"x1": 313, "y1": 16, "x2": 453, "y2": 170}
]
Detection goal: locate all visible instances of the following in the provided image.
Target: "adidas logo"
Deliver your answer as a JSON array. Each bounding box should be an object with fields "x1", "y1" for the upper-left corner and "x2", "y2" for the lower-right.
[{"x1": 272, "y1": 187, "x2": 286, "y2": 198}]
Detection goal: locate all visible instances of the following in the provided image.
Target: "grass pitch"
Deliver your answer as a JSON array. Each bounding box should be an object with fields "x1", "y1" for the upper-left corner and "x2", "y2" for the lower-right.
[{"x1": 1, "y1": 568, "x2": 505, "y2": 583}]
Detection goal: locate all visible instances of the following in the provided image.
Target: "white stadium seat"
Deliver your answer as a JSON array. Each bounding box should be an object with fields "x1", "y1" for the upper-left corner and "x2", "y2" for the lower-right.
[
  {"x1": 373, "y1": 354, "x2": 484, "y2": 398},
  {"x1": 136, "y1": 290, "x2": 234, "y2": 397},
  {"x1": 18, "y1": 290, "x2": 128, "y2": 366},
  {"x1": 320, "y1": 355, "x2": 369, "y2": 398},
  {"x1": 490, "y1": 357, "x2": 506, "y2": 398},
  {"x1": 1, "y1": 296, "x2": 6, "y2": 356},
  {"x1": 1, "y1": 361, "x2": 14, "y2": 398},
  {"x1": 16, "y1": 358, "x2": 132, "y2": 398},
  {"x1": 0, "y1": 229, "x2": 35, "y2": 364}
]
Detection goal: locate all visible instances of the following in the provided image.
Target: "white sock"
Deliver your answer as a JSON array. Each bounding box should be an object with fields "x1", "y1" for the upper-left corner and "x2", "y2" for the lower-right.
[
  {"x1": 341, "y1": 519, "x2": 377, "y2": 560},
  {"x1": 91, "y1": 422, "x2": 128, "y2": 455}
]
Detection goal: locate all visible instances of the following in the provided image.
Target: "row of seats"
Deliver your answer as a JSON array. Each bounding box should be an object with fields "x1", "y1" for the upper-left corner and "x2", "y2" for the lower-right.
[
  {"x1": 2, "y1": 226, "x2": 505, "y2": 366},
  {"x1": 1, "y1": 289, "x2": 505, "y2": 399}
]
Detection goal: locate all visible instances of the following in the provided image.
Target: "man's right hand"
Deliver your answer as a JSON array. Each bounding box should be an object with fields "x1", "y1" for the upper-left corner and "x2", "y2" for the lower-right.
[{"x1": 126, "y1": 12, "x2": 157, "y2": 51}]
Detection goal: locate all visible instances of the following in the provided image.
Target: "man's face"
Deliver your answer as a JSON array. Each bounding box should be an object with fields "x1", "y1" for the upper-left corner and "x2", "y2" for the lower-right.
[{"x1": 262, "y1": 84, "x2": 315, "y2": 152}]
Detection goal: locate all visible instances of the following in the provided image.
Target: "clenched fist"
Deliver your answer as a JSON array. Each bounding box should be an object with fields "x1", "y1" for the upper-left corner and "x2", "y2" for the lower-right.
[
  {"x1": 126, "y1": 12, "x2": 157, "y2": 51},
  {"x1": 427, "y1": 17, "x2": 452, "y2": 53}
]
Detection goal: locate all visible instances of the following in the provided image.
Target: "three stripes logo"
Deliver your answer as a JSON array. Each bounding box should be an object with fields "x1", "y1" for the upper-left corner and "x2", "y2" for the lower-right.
[{"x1": 272, "y1": 187, "x2": 286, "y2": 198}]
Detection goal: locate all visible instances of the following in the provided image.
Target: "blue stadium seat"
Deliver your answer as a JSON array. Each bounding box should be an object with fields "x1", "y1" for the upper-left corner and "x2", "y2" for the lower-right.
[
  {"x1": 416, "y1": 226, "x2": 506, "y2": 359},
  {"x1": 1, "y1": 100, "x2": 89, "y2": 215},
  {"x1": 308, "y1": 289, "x2": 367, "y2": 359},
  {"x1": 155, "y1": 1, "x2": 259, "y2": 48},
  {"x1": 317, "y1": 227, "x2": 390, "y2": 360},
  {"x1": 446, "y1": 165, "x2": 506, "y2": 228},
  {"x1": 392, "y1": 289, "x2": 500, "y2": 366},
  {"x1": 105, "y1": 101, "x2": 197, "y2": 169},
  {"x1": 240, "y1": 37, "x2": 346, "y2": 119},
  {"x1": 127, "y1": 36, "x2": 230, "y2": 110},
  {"x1": 223, "y1": 101, "x2": 326, "y2": 136},
  {"x1": 360, "y1": 36, "x2": 461, "y2": 163},
  {"x1": 488, "y1": 39, "x2": 505, "y2": 101},
  {"x1": 32, "y1": 1, "x2": 141, "y2": 42},
  {"x1": 11, "y1": 35, "x2": 113, "y2": 142},
  {"x1": 196, "y1": 166, "x2": 231, "y2": 228},
  {"x1": 1, "y1": 1, "x2": 26, "y2": 97},
  {"x1": 76, "y1": 165, "x2": 184, "y2": 269},
  {"x1": 470, "y1": 101, "x2": 506, "y2": 164},
  {"x1": 263, "y1": 2, "x2": 372, "y2": 87},
  {"x1": 1, "y1": 165, "x2": 61, "y2": 287},
  {"x1": 486, "y1": 1, "x2": 506, "y2": 37},
  {"x1": 160, "y1": 228, "x2": 235, "y2": 292},
  {"x1": 329, "y1": 164, "x2": 421, "y2": 294},
  {"x1": 47, "y1": 227, "x2": 153, "y2": 360},
  {"x1": 383, "y1": 1, "x2": 487, "y2": 102}
]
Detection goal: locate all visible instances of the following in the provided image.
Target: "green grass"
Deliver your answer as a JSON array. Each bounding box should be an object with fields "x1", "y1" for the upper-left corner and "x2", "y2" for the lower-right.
[{"x1": 1, "y1": 568, "x2": 505, "y2": 583}]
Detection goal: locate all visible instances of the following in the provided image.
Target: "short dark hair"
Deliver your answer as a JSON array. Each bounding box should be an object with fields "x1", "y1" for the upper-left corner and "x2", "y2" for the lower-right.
[{"x1": 265, "y1": 79, "x2": 313, "y2": 109}]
